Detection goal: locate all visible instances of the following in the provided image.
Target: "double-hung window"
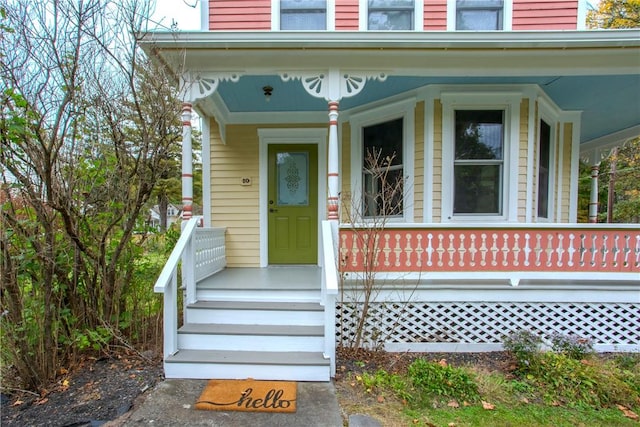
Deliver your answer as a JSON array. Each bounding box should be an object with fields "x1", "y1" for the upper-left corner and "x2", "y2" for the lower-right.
[
  {"x1": 456, "y1": 0, "x2": 503, "y2": 30},
  {"x1": 280, "y1": 0, "x2": 327, "y2": 30},
  {"x1": 362, "y1": 118, "x2": 404, "y2": 217},
  {"x1": 453, "y1": 110, "x2": 505, "y2": 215},
  {"x1": 368, "y1": 0, "x2": 414, "y2": 30}
]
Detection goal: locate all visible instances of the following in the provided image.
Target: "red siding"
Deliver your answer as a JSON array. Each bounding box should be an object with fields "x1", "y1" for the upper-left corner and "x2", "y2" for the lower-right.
[
  {"x1": 513, "y1": 0, "x2": 578, "y2": 30},
  {"x1": 424, "y1": 0, "x2": 447, "y2": 31},
  {"x1": 336, "y1": 0, "x2": 359, "y2": 30},
  {"x1": 209, "y1": 0, "x2": 271, "y2": 30}
]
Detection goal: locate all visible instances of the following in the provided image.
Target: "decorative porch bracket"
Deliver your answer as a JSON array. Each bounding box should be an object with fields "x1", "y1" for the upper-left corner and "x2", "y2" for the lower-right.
[
  {"x1": 178, "y1": 72, "x2": 244, "y2": 219},
  {"x1": 281, "y1": 70, "x2": 388, "y2": 220}
]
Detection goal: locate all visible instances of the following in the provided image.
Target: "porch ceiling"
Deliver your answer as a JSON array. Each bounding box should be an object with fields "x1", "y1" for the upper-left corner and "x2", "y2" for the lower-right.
[{"x1": 143, "y1": 30, "x2": 640, "y2": 145}]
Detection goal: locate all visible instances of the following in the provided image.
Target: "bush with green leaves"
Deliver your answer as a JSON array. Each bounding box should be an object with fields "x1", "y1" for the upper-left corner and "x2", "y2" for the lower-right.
[
  {"x1": 529, "y1": 352, "x2": 639, "y2": 407},
  {"x1": 407, "y1": 358, "x2": 480, "y2": 405}
]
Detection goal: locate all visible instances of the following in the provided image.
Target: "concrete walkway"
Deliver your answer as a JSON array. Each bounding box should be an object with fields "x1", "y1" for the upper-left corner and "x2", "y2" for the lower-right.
[{"x1": 112, "y1": 379, "x2": 344, "y2": 427}]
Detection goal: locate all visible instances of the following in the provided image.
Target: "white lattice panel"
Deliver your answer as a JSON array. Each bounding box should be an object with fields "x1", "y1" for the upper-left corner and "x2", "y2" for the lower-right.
[{"x1": 336, "y1": 301, "x2": 640, "y2": 351}]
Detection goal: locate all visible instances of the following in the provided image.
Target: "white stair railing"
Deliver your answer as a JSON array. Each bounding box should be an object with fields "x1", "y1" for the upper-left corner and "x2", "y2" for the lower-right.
[
  {"x1": 321, "y1": 220, "x2": 339, "y2": 377},
  {"x1": 153, "y1": 217, "x2": 227, "y2": 358}
]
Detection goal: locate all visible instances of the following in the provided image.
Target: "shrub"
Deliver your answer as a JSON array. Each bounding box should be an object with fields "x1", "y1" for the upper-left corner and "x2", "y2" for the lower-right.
[
  {"x1": 549, "y1": 332, "x2": 594, "y2": 360},
  {"x1": 502, "y1": 330, "x2": 542, "y2": 372},
  {"x1": 407, "y1": 358, "x2": 480, "y2": 405},
  {"x1": 529, "y1": 352, "x2": 638, "y2": 408}
]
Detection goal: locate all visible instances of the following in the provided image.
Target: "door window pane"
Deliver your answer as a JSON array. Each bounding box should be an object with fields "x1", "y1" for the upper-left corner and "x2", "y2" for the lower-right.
[
  {"x1": 456, "y1": 0, "x2": 503, "y2": 30},
  {"x1": 362, "y1": 118, "x2": 404, "y2": 217},
  {"x1": 277, "y1": 152, "x2": 309, "y2": 206},
  {"x1": 453, "y1": 110, "x2": 504, "y2": 215},
  {"x1": 368, "y1": 0, "x2": 414, "y2": 30},
  {"x1": 281, "y1": 0, "x2": 327, "y2": 30}
]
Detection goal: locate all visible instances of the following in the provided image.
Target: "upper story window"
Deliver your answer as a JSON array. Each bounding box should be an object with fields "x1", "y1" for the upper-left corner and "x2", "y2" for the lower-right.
[
  {"x1": 368, "y1": 0, "x2": 414, "y2": 30},
  {"x1": 456, "y1": 0, "x2": 503, "y2": 30},
  {"x1": 280, "y1": 0, "x2": 327, "y2": 30}
]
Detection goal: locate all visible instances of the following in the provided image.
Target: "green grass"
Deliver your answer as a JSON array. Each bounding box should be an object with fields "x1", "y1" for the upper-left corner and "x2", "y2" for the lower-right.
[
  {"x1": 343, "y1": 354, "x2": 640, "y2": 427},
  {"x1": 405, "y1": 405, "x2": 638, "y2": 427}
]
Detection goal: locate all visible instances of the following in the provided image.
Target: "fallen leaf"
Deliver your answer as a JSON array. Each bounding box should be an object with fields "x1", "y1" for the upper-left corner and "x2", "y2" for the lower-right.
[
  {"x1": 551, "y1": 400, "x2": 562, "y2": 407},
  {"x1": 12, "y1": 400, "x2": 24, "y2": 406},
  {"x1": 438, "y1": 359, "x2": 448, "y2": 367},
  {"x1": 377, "y1": 395, "x2": 385, "y2": 403},
  {"x1": 617, "y1": 404, "x2": 639, "y2": 420},
  {"x1": 35, "y1": 398, "x2": 48, "y2": 405},
  {"x1": 62, "y1": 379, "x2": 70, "y2": 387},
  {"x1": 521, "y1": 397, "x2": 529, "y2": 404},
  {"x1": 58, "y1": 367, "x2": 69, "y2": 375},
  {"x1": 482, "y1": 400, "x2": 495, "y2": 410},
  {"x1": 412, "y1": 419, "x2": 419, "y2": 424},
  {"x1": 448, "y1": 423, "x2": 457, "y2": 427},
  {"x1": 129, "y1": 374, "x2": 137, "y2": 379},
  {"x1": 462, "y1": 401, "x2": 471, "y2": 407},
  {"x1": 447, "y1": 400, "x2": 460, "y2": 408}
]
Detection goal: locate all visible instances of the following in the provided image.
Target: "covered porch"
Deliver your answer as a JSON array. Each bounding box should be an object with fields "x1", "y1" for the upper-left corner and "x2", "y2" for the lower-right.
[
  {"x1": 153, "y1": 219, "x2": 638, "y2": 380},
  {"x1": 143, "y1": 29, "x2": 640, "y2": 380}
]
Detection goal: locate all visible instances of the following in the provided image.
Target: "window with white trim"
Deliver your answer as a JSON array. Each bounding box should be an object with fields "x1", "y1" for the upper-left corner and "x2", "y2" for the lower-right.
[
  {"x1": 362, "y1": 118, "x2": 404, "y2": 217},
  {"x1": 537, "y1": 119, "x2": 552, "y2": 219},
  {"x1": 368, "y1": 0, "x2": 414, "y2": 30},
  {"x1": 351, "y1": 99, "x2": 415, "y2": 222},
  {"x1": 453, "y1": 110, "x2": 504, "y2": 215},
  {"x1": 456, "y1": 0, "x2": 503, "y2": 30},
  {"x1": 280, "y1": 0, "x2": 327, "y2": 30},
  {"x1": 441, "y1": 92, "x2": 519, "y2": 222}
]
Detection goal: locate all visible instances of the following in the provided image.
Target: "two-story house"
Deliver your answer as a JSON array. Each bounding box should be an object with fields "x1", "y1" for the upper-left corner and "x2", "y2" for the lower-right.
[{"x1": 142, "y1": 0, "x2": 640, "y2": 382}]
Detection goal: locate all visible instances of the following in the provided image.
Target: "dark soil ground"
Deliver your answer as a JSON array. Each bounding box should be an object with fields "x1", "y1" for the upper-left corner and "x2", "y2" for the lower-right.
[
  {"x1": 1, "y1": 351, "x2": 164, "y2": 427},
  {"x1": 1, "y1": 347, "x2": 515, "y2": 427}
]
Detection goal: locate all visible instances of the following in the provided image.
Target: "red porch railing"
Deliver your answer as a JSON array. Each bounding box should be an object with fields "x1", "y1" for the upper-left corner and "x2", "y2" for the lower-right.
[{"x1": 339, "y1": 225, "x2": 640, "y2": 275}]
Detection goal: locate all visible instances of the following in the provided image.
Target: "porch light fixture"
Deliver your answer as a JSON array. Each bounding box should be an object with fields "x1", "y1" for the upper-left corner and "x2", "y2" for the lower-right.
[{"x1": 262, "y1": 85, "x2": 273, "y2": 102}]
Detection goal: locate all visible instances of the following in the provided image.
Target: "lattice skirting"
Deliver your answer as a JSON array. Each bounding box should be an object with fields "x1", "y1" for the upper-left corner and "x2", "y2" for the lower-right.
[{"x1": 336, "y1": 301, "x2": 640, "y2": 352}]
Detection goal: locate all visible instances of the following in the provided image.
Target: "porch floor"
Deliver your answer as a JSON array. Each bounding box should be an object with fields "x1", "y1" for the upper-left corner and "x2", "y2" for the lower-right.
[{"x1": 197, "y1": 265, "x2": 322, "y2": 290}]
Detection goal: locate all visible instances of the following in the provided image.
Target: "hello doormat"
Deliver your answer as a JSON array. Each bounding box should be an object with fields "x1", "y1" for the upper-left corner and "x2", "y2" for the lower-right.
[{"x1": 195, "y1": 379, "x2": 297, "y2": 413}]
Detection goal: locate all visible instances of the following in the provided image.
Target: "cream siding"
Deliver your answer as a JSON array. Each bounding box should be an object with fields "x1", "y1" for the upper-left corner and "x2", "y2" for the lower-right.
[
  {"x1": 340, "y1": 121, "x2": 352, "y2": 220},
  {"x1": 432, "y1": 100, "x2": 443, "y2": 223},
  {"x1": 414, "y1": 101, "x2": 425, "y2": 223},
  {"x1": 560, "y1": 123, "x2": 573, "y2": 222},
  {"x1": 518, "y1": 99, "x2": 530, "y2": 222},
  {"x1": 211, "y1": 123, "x2": 261, "y2": 267}
]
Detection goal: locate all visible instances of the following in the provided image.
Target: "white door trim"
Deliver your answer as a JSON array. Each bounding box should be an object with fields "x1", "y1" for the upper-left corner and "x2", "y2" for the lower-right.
[{"x1": 258, "y1": 128, "x2": 328, "y2": 267}]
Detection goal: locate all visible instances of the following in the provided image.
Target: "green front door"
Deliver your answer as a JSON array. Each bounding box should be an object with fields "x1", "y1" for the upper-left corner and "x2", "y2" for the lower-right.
[{"x1": 268, "y1": 144, "x2": 318, "y2": 264}]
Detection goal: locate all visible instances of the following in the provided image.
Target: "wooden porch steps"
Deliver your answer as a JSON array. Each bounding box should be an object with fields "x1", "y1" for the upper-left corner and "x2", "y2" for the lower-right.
[
  {"x1": 163, "y1": 267, "x2": 330, "y2": 381},
  {"x1": 164, "y1": 350, "x2": 330, "y2": 381}
]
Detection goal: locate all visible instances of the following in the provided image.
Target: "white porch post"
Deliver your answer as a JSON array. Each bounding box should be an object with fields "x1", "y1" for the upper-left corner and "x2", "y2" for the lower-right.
[
  {"x1": 181, "y1": 102, "x2": 194, "y2": 221},
  {"x1": 327, "y1": 101, "x2": 340, "y2": 221},
  {"x1": 589, "y1": 163, "x2": 600, "y2": 223}
]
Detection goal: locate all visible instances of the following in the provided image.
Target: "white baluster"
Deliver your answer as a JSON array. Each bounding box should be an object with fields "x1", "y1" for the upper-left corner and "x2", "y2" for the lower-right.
[
  {"x1": 556, "y1": 234, "x2": 565, "y2": 267},
  {"x1": 480, "y1": 233, "x2": 488, "y2": 267},
  {"x1": 601, "y1": 234, "x2": 609, "y2": 268},
  {"x1": 447, "y1": 233, "x2": 456, "y2": 267},
  {"x1": 612, "y1": 234, "x2": 620, "y2": 267},
  {"x1": 458, "y1": 233, "x2": 467, "y2": 268},
  {"x1": 469, "y1": 233, "x2": 477, "y2": 267},
  {"x1": 416, "y1": 234, "x2": 424, "y2": 268},
  {"x1": 436, "y1": 234, "x2": 445, "y2": 267},
  {"x1": 394, "y1": 233, "x2": 402, "y2": 268},
  {"x1": 501, "y1": 233, "x2": 510, "y2": 267},
  {"x1": 405, "y1": 233, "x2": 414, "y2": 268},
  {"x1": 383, "y1": 232, "x2": 391, "y2": 267},
  {"x1": 513, "y1": 233, "x2": 521, "y2": 267},
  {"x1": 567, "y1": 233, "x2": 576, "y2": 267},
  {"x1": 427, "y1": 233, "x2": 434, "y2": 267},
  {"x1": 524, "y1": 233, "x2": 531, "y2": 267},
  {"x1": 534, "y1": 234, "x2": 543, "y2": 267}
]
